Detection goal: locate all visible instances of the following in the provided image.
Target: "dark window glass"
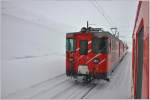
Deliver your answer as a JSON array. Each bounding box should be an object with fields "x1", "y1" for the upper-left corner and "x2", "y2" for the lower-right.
[
  {"x1": 136, "y1": 27, "x2": 144, "y2": 98},
  {"x1": 80, "y1": 40, "x2": 88, "y2": 55},
  {"x1": 66, "y1": 38, "x2": 76, "y2": 52},
  {"x1": 92, "y1": 37, "x2": 108, "y2": 53}
]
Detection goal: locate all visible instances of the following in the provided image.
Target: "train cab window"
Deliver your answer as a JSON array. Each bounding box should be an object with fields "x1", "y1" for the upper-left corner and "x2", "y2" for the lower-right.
[
  {"x1": 66, "y1": 38, "x2": 76, "y2": 52},
  {"x1": 92, "y1": 37, "x2": 108, "y2": 53},
  {"x1": 80, "y1": 40, "x2": 88, "y2": 55}
]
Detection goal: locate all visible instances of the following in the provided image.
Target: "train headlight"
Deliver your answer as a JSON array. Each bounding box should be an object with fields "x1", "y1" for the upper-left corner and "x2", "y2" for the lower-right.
[{"x1": 93, "y1": 58, "x2": 100, "y2": 64}]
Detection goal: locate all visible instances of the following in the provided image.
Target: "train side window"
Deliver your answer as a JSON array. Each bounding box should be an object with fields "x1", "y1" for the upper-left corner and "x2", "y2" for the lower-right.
[
  {"x1": 80, "y1": 40, "x2": 88, "y2": 55},
  {"x1": 112, "y1": 39, "x2": 116, "y2": 51}
]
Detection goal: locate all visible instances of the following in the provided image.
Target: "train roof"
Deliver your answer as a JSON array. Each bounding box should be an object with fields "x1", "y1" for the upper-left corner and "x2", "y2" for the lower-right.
[
  {"x1": 93, "y1": 31, "x2": 124, "y2": 43},
  {"x1": 67, "y1": 30, "x2": 124, "y2": 44}
]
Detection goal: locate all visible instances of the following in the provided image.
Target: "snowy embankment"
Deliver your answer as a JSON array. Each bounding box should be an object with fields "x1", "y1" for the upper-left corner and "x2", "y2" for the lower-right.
[
  {"x1": 2, "y1": 54, "x2": 65, "y2": 98},
  {"x1": 2, "y1": 13, "x2": 67, "y2": 98}
]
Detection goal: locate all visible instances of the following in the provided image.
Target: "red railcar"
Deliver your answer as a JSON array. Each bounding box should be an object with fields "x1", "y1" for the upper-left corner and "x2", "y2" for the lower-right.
[
  {"x1": 66, "y1": 26, "x2": 127, "y2": 81},
  {"x1": 132, "y1": 1, "x2": 149, "y2": 99}
]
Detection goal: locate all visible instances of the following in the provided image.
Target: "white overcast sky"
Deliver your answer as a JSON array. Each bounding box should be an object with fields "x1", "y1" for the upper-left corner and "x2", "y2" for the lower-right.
[{"x1": 2, "y1": 0, "x2": 138, "y2": 51}]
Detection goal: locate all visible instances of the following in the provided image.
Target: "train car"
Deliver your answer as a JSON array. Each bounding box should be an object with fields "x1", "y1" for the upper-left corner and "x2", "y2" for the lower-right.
[
  {"x1": 66, "y1": 24, "x2": 127, "y2": 82},
  {"x1": 132, "y1": 1, "x2": 149, "y2": 99}
]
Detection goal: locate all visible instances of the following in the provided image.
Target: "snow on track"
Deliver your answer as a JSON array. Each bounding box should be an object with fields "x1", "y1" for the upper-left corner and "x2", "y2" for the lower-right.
[
  {"x1": 85, "y1": 52, "x2": 132, "y2": 99},
  {"x1": 6, "y1": 74, "x2": 96, "y2": 99},
  {"x1": 6, "y1": 74, "x2": 66, "y2": 98},
  {"x1": 5, "y1": 52, "x2": 132, "y2": 99}
]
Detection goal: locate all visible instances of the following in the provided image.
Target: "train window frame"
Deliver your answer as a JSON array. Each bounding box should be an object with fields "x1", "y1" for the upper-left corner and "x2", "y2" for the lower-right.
[
  {"x1": 108, "y1": 39, "x2": 111, "y2": 53},
  {"x1": 79, "y1": 40, "x2": 88, "y2": 55},
  {"x1": 66, "y1": 38, "x2": 76, "y2": 52}
]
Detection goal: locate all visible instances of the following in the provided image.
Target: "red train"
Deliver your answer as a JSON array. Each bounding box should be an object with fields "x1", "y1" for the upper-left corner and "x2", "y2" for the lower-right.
[
  {"x1": 66, "y1": 23, "x2": 128, "y2": 82},
  {"x1": 132, "y1": 1, "x2": 149, "y2": 99}
]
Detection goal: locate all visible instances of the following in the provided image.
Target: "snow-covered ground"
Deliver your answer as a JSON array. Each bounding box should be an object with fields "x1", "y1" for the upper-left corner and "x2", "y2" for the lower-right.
[
  {"x1": 1, "y1": 13, "x2": 67, "y2": 97},
  {"x1": 2, "y1": 54, "x2": 65, "y2": 98},
  {"x1": 3, "y1": 52, "x2": 132, "y2": 99},
  {"x1": 2, "y1": 1, "x2": 135, "y2": 99}
]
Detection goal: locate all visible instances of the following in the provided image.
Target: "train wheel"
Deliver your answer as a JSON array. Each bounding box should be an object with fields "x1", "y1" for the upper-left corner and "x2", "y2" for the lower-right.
[{"x1": 105, "y1": 78, "x2": 110, "y2": 82}]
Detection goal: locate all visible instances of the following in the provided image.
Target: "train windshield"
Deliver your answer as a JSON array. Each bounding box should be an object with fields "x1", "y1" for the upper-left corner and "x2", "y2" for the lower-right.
[
  {"x1": 66, "y1": 38, "x2": 76, "y2": 52},
  {"x1": 92, "y1": 37, "x2": 108, "y2": 53},
  {"x1": 80, "y1": 40, "x2": 88, "y2": 55}
]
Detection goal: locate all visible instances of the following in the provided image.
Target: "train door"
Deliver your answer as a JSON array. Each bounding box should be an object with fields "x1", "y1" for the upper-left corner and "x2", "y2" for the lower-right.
[
  {"x1": 75, "y1": 33, "x2": 92, "y2": 75},
  {"x1": 66, "y1": 38, "x2": 76, "y2": 76},
  {"x1": 136, "y1": 27, "x2": 144, "y2": 98}
]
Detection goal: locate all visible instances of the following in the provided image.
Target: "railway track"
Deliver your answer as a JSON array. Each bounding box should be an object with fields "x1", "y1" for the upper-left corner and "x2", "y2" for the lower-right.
[
  {"x1": 50, "y1": 80, "x2": 97, "y2": 99},
  {"x1": 6, "y1": 74, "x2": 97, "y2": 99},
  {"x1": 80, "y1": 84, "x2": 96, "y2": 99}
]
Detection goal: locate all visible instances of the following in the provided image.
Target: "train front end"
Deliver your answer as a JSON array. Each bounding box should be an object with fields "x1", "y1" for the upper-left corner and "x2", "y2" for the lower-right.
[{"x1": 66, "y1": 28, "x2": 109, "y2": 81}]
